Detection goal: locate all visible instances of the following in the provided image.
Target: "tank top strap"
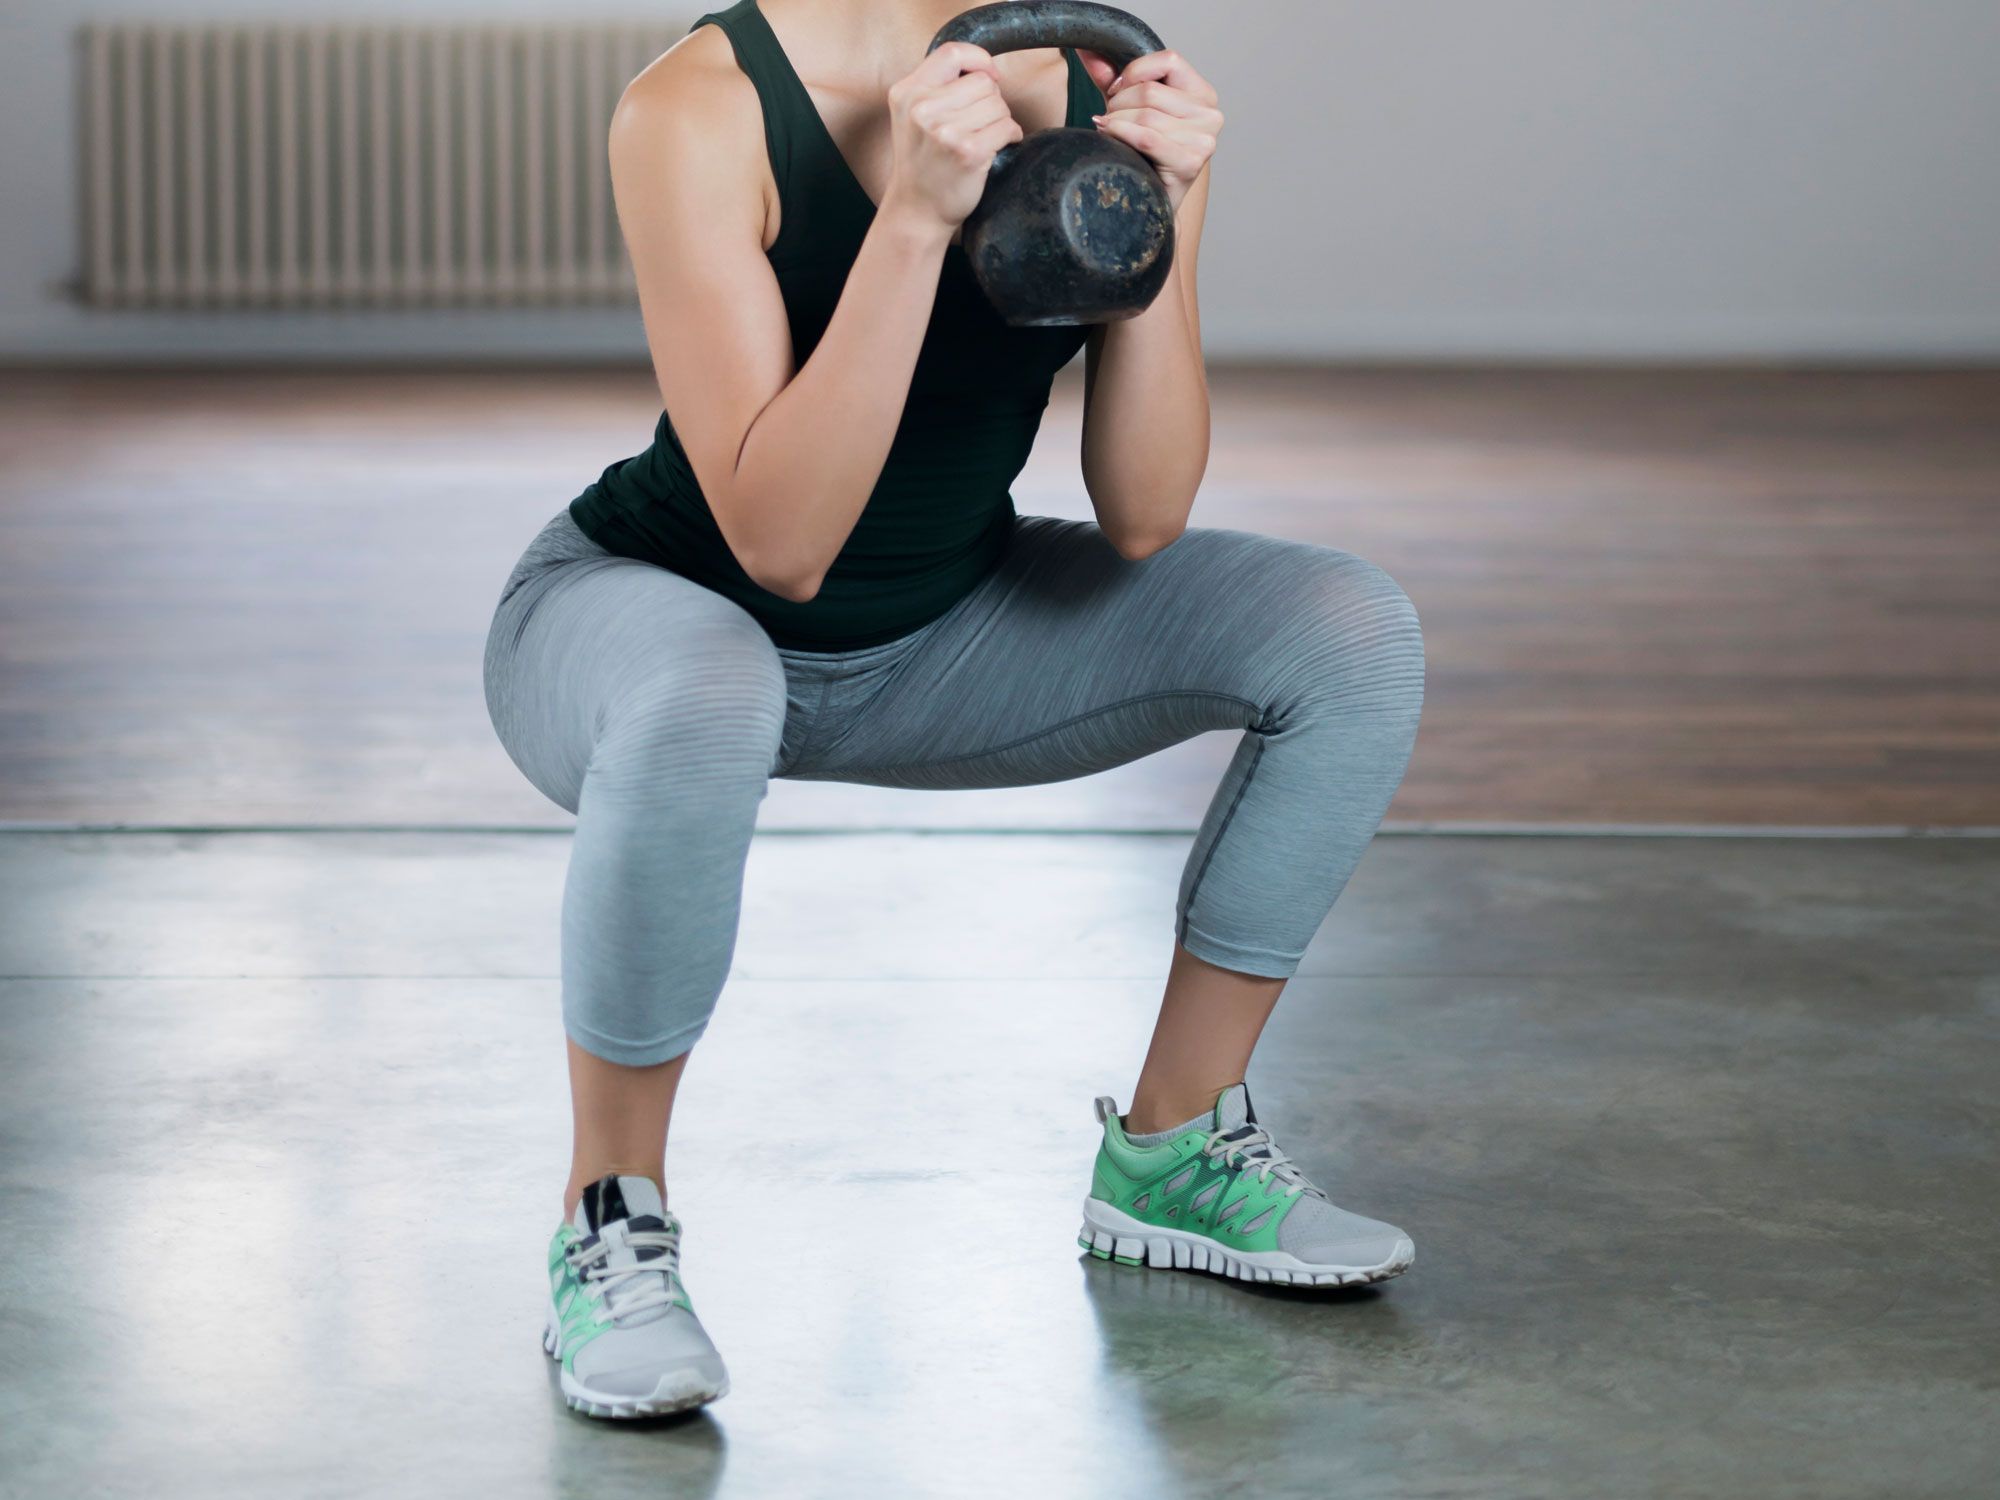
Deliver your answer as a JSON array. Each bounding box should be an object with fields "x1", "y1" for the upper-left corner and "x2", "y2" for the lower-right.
[
  {"x1": 700, "y1": 3, "x2": 1108, "y2": 181},
  {"x1": 1062, "y1": 46, "x2": 1108, "y2": 127},
  {"x1": 690, "y1": 0, "x2": 816, "y2": 197}
]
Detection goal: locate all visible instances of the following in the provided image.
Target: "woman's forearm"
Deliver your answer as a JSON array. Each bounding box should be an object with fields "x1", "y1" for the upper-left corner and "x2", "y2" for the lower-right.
[
  {"x1": 1079, "y1": 170, "x2": 1212, "y2": 558},
  {"x1": 724, "y1": 206, "x2": 953, "y2": 600}
]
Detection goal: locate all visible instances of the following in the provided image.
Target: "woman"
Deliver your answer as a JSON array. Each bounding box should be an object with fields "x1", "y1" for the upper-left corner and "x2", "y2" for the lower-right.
[{"x1": 484, "y1": 0, "x2": 1424, "y2": 1419}]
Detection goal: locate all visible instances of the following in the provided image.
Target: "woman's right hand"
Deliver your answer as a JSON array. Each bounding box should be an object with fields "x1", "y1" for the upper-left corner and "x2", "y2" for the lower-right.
[{"x1": 880, "y1": 42, "x2": 1023, "y2": 236}]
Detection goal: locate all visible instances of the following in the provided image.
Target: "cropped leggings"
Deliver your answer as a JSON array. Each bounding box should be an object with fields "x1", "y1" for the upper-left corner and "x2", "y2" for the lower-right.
[{"x1": 483, "y1": 508, "x2": 1425, "y2": 1066}]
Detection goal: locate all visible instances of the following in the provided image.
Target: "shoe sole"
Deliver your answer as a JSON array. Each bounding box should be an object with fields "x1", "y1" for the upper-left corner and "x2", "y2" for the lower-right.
[
  {"x1": 1077, "y1": 1197, "x2": 1415, "y2": 1288},
  {"x1": 542, "y1": 1314, "x2": 729, "y2": 1419}
]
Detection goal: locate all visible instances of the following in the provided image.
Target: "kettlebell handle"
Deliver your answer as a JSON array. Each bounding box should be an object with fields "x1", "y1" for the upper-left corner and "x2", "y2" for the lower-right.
[{"x1": 926, "y1": 2, "x2": 1165, "y2": 77}]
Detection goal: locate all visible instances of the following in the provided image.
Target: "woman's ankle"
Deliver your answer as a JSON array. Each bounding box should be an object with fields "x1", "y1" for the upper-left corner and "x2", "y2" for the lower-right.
[
  {"x1": 562, "y1": 1161, "x2": 666, "y2": 1220},
  {"x1": 563, "y1": 1039, "x2": 687, "y2": 1217},
  {"x1": 1123, "y1": 1082, "x2": 1232, "y2": 1137}
]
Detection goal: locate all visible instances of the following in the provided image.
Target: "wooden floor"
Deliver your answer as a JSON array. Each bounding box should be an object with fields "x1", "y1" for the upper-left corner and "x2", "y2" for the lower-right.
[{"x1": 1, "y1": 366, "x2": 1995, "y2": 828}]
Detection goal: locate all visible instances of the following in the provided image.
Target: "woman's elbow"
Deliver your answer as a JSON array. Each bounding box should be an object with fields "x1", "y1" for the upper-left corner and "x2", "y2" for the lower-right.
[
  {"x1": 770, "y1": 574, "x2": 825, "y2": 604},
  {"x1": 1106, "y1": 523, "x2": 1187, "y2": 562},
  {"x1": 724, "y1": 514, "x2": 827, "y2": 602},
  {"x1": 743, "y1": 556, "x2": 825, "y2": 603}
]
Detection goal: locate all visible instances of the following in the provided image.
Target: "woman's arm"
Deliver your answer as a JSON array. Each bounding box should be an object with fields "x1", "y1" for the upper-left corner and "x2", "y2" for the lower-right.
[
  {"x1": 1073, "y1": 50, "x2": 1225, "y2": 560},
  {"x1": 609, "y1": 36, "x2": 1020, "y2": 602}
]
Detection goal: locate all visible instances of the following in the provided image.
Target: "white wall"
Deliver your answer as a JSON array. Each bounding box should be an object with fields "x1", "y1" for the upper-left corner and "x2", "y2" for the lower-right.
[{"x1": 2, "y1": 0, "x2": 1996, "y2": 362}]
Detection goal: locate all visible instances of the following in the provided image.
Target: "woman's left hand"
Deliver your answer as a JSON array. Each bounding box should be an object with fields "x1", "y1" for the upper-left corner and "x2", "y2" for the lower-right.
[{"x1": 1076, "y1": 49, "x2": 1223, "y2": 212}]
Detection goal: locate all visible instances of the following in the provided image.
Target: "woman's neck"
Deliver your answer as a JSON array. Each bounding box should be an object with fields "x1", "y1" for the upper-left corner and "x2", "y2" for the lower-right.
[{"x1": 768, "y1": 0, "x2": 1012, "y2": 88}]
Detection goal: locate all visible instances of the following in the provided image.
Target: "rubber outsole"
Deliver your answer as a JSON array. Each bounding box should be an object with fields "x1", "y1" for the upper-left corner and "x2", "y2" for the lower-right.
[
  {"x1": 1077, "y1": 1199, "x2": 1415, "y2": 1288},
  {"x1": 542, "y1": 1320, "x2": 729, "y2": 1419}
]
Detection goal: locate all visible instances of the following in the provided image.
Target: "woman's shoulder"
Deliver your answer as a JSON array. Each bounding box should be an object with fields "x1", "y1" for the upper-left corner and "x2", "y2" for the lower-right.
[
  {"x1": 610, "y1": 23, "x2": 775, "y2": 237},
  {"x1": 616, "y1": 22, "x2": 761, "y2": 150}
]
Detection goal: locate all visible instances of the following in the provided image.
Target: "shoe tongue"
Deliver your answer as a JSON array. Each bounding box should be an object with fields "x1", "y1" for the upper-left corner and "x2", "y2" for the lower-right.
[
  {"x1": 571, "y1": 1173, "x2": 665, "y2": 1235},
  {"x1": 569, "y1": 1175, "x2": 675, "y2": 1326},
  {"x1": 1212, "y1": 1083, "x2": 1255, "y2": 1134}
]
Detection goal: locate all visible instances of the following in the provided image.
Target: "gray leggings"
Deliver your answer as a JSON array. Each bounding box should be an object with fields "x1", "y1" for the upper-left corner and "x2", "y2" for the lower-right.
[{"x1": 483, "y1": 509, "x2": 1424, "y2": 1066}]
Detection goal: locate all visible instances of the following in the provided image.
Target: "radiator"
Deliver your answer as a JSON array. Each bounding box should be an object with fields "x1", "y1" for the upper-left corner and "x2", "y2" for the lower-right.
[{"x1": 76, "y1": 21, "x2": 687, "y2": 309}]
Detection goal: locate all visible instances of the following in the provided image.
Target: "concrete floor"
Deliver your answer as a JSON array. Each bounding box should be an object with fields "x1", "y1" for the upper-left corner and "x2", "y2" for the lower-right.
[{"x1": 3, "y1": 829, "x2": 1996, "y2": 1498}]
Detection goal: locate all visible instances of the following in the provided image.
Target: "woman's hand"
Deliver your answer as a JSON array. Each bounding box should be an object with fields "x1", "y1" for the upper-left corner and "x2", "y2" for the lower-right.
[
  {"x1": 879, "y1": 42, "x2": 1025, "y2": 238},
  {"x1": 1077, "y1": 49, "x2": 1223, "y2": 212}
]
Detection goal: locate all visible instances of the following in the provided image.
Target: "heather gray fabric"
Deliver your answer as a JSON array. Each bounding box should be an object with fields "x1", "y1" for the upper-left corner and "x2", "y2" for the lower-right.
[
  {"x1": 1122, "y1": 1112, "x2": 1207, "y2": 1148},
  {"x1": 1275, "y1": 1190, "x2": 1409, "y2": 1266},
  {"x1": 1125, "y1": 1082, "x2": 1252, "y2": 1147},
  {"x1": 484, "y1": 507, "x2": 1424, "y2": 1066}
]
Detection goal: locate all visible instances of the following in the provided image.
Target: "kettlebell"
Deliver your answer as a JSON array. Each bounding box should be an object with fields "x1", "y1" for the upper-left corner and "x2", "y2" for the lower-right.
[{"x1": 926, "y1": 2, "x2": 1173, "y2": 327}]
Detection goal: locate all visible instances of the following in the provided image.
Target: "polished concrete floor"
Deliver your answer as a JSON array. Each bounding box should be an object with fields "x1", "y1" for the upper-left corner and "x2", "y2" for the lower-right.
[{"x1": 3, "y1": 828, "x2": 1996, "y2": 1498}]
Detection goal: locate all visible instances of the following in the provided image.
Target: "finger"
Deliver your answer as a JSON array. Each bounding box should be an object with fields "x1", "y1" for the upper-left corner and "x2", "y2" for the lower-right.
[
  {"x1": 1073, "y1": 48, "x2": 1118, "y2": 93},
  {"x1": 910, "y1": 40, "x2": 1000, "y2": 89},
  {"x1": 931, "y1": 91, "x2": 1014, "y2": 140},
  {"x1": 1097, "y1": 81, "x2": 1215, "y2": 123},
  {"x1": 910, "y1": 68, "x2": 1006, "y2": 122},
  {"x1": 1091, "y1": 112, "x2": 1210, "y2": 176},
  {"x1": 964, "y1": 115, "x2": 1026, "y2": 158},
  {"x1": 1104, "y1": 49, "x2": 1216, "y2": 106},
  {"x1": 1095, "y1": 105, "x2": 1204, "y2": 139}
]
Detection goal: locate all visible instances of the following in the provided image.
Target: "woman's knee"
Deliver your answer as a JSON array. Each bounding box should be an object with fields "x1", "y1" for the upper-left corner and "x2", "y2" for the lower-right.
[
  {"x1": 1326, "y1": 551, "x2": 1423, "y2": 664},
  {"x1": 1264, "y1": 547, "x2": 1425, "y2": 722},
  {"x1": 590, "y1": 619, "x2": 787, "y2": 800}
]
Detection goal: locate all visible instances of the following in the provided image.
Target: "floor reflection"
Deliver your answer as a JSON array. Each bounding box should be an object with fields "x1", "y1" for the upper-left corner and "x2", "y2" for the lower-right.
[
  {"x1": 1077, "y1": 1252, "x2": 1429, "y2": 1498},
  {"x1": 541, "y1": 1358, "x2": 730, "y2": 1496}
]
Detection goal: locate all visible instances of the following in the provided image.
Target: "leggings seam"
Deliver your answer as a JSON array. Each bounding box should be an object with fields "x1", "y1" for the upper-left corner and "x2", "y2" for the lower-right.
[
  {"x1": 862, "y1": 688, "x2": 1261, "y2": 777},
  {"x1": 505, "y1": 554, "x2": 624, "y2": 650},
  {"x1": 1177, "y1": 734, "x2": 1266, "y2": 942},
  {"x1": 784, "y1": 676, "x2": 837, "y2": 774}
]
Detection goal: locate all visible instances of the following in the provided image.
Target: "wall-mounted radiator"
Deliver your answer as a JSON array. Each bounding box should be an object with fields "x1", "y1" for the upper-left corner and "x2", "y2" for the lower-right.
[{"x1": 76, "y1": 21, "x2": 687, "y2": 309}]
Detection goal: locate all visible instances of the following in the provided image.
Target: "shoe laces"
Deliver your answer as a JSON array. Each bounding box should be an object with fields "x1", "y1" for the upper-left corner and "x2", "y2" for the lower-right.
[
  {"x1": 1200, "y1": 1123, "x2": 1324, "y2": 1200},
  {"x1": 565, "y1": 1219, "x2": 682, "y2": 1327}
]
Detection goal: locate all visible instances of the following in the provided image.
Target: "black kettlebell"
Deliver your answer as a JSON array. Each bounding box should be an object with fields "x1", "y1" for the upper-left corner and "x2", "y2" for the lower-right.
[{"x1": 926, "y1": 2, "x2": 1173, "y2": 327}]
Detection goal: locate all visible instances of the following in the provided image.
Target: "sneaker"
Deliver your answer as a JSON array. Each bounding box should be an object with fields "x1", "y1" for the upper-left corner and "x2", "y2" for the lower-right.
[
  {"x1": 543, "y1": 1173, "x2": 730, "y2": 1417},
  {"x1": 1077, "y1": 1084, "x2": 1416, "y2": 1288}
]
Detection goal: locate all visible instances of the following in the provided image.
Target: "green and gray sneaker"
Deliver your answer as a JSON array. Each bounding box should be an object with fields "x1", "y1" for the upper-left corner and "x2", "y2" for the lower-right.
[
  {"x1": 543, "y1": 1173, "x2": 729, "y2": 1418},
  {"x1": 1078, "y1": 1084, "x2": 1416, "y2": 1288}
]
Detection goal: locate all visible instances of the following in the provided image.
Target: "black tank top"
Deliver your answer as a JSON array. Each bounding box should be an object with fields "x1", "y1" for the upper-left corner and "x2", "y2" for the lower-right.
[{"x1": 567, "y1": 0, "x2": 1104, "y2": 650}]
